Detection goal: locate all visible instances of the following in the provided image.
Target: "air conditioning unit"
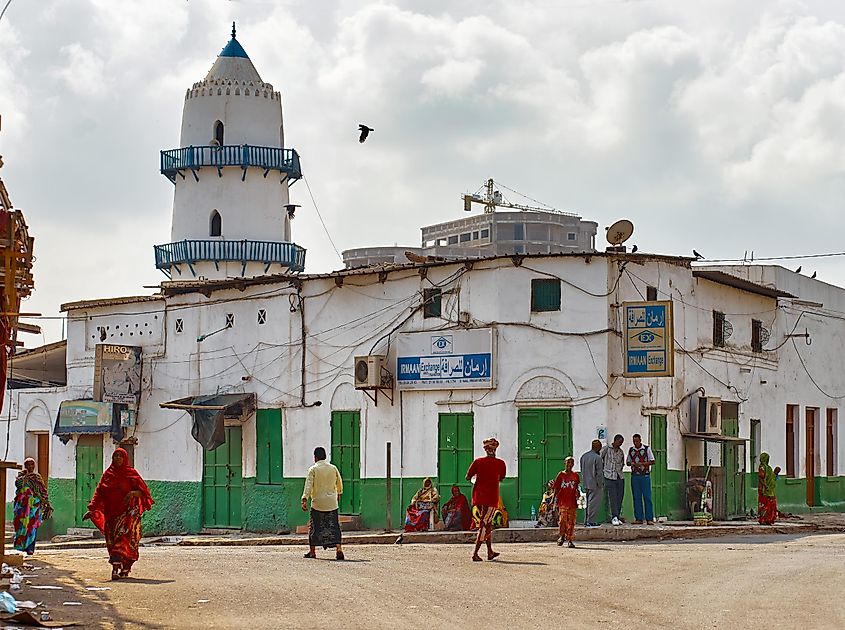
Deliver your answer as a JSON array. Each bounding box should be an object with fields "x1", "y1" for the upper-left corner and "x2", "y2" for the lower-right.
[
  {"x1": 691, "y1": 396, "x2": 722, "y2": 434},
  {"x1": 353, "y1": 355, "x2": 390, "y2": 389}
]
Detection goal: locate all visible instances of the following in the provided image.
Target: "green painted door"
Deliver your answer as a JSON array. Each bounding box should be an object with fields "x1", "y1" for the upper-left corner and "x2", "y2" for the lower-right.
[
  {"x1": 202, "y1": 426, "x2": 243, "y2": 528},
  {"x1": 517, "y1": 409, "x2": 572, "y2": 519},
  {"x1": 331, "y1": 411, "x2": 360, "y2": 514},
  {"x1": 650, "y1": 414, "x2": 668, "y2": 517},
  {"x1": 75, "y1": 435, "x2": 103, "y2": 527},
  {"x1": 437, "y1": 413, "x2": 474, "y2": 501},
  {"x1": 722, "y1": 417, "x2": 745, "y2": 519}
]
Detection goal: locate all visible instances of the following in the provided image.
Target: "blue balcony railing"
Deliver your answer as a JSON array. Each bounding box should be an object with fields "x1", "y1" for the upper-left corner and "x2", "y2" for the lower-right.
[
  {"x1": 154, "y1": 239, "x2": 306, "y2": 277},
  {"x1": 160, "y1": 145, "x2": 302, "y2": 183}
]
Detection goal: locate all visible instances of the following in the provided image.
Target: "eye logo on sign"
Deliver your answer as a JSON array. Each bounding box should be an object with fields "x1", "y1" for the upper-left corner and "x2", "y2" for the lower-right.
[
  {"x1": 431, "y1": 335, "x2": 453, "y2": 355},
  {"x1": 636, "y1": 331, "x2": 656, "y2": 344}
]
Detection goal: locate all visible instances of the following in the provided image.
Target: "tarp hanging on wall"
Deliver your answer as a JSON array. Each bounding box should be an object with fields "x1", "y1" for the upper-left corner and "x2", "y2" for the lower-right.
[{"x1": 160, "y1": 393, "x2": 255, "y2": 451}]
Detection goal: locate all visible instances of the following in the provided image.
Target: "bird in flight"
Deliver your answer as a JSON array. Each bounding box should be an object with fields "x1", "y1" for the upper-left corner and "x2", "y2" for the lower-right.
[
  {"x1": 692, "y1": 249, "x2": 703, "y2": 259},
  {"x1": 795, "y1": 265, "x2": 802, "y2": 273},
  {"x1": 358, "y1": 124, "x2": 374, "y2": 143}
]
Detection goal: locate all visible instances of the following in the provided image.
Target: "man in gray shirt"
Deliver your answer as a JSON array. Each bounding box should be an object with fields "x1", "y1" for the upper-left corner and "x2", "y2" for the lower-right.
[
  {"x1": 601, "y1": 434, "x2": 625, "y2": 526},
  {"x1": 579, "y1": 439, "x2": 604, "y2": 527}
]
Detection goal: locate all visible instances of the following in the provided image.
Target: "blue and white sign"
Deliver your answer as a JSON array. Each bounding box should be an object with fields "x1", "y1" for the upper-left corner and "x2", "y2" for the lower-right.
[
  {"x1": 397, "y1": 328, "x2": 496, "y2": 390},
  {"x1": 623, "y1": 300, "x2": 674, "y2": 377}
]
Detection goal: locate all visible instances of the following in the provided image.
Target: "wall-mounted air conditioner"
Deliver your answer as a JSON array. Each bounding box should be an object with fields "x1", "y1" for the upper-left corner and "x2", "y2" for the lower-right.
[
  {"x1": 691, "y1": 396, "x2": 722, "y2": 434},
  {"x1": 353, "y1": 355, "x2": 390, "y2": 389}
]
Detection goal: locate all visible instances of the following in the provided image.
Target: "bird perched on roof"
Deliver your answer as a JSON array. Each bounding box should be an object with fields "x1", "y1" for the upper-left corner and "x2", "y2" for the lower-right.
[
  {"x1": 358, "y1": 124, "x2": 374, "y2": 143},
  {"x1": 811, "y1": 271, "x2": 817, "y2": 279},
  {"x1": 795, "y1": 265, "x2": 802, "y2": 273},
  {"x1": 631, "y1": 245, "x2": 638, "y2": 254},
  {"x1": 692, "y1": 249, "x2": 703, "y2": 259}
]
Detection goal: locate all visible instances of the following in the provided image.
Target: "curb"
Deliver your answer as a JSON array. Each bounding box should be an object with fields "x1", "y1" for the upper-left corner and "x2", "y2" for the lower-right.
[{"x1": 38, "y1": 521, "x2": 845, "y2": 551}]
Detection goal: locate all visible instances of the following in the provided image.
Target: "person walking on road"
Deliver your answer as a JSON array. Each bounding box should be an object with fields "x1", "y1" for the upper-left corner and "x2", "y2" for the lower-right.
[
  {"x1": 302, "y1": 446, "x2": 346, "y2": 561},
  {"x1": 580, "y1": 440, "x2": 604, "y2": 527},
  {"x1": 466, "y1": 437, "x2": 506, "y2": 562},
  {"x1": 553, "y1": 456, "x2": 580, "y2": 548},
  {"x1": 627, "y1": 434, "x2": 656, "y2": 525},
  {"x1": 601, "y1": 435, "x2": 626, "y2": 526},
  {"x1": 83, "y1": 448, "x2": 154, "y2": 580},
  {"x1": 757, "y1": 452, "x2": 780, "y2": 525},
  {"x1": 13, "y1": 457, "x2": 53, "y2": 555}
]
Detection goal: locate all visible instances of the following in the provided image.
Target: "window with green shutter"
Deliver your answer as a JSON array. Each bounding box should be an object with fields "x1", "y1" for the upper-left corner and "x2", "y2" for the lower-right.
[
  {"x1": 531, "y1": 278, "x2": 561, "y2": 312},
  {"x1": 256, "y1": 408, "x2": 283, "y2": 485},
  {"x1": 423, "y1": 288, "x2": 442, "y2": 318}
]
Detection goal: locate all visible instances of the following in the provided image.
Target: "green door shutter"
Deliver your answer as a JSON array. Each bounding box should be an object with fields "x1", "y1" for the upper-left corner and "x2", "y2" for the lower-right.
[
  {"x1": 721, "y1": 417, "x2": 744, "y2": 519},
  {"x1": 202, "y1": 426, "x2": 243, "y2": 528},
  {"x1": 256, "y1": 409, "x2": 283, "y2": 485},
  {"x1": 517, "y1": 409, "x2": 544, "y2": 519},
  {"x1": 542, "y1": 408, "x2": 573, "y2": 481},
  {"x1": 437, "y1": 413, "x2": 474, "y2": 501},
  {"x1": 75, "y1": 435, "x2": 103, "y2": 527},
  {"x1": 331, "y1": 411, "x2": 361, "y2": 514},
  {"x1": 650, "y1": 414, "x2": 668, "y2": 517}
]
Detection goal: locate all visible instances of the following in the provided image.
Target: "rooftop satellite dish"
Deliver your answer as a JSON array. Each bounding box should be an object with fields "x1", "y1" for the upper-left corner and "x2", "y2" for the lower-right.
[{"x1": 605, "y1": 219, "x2": 634, "y2": 246}]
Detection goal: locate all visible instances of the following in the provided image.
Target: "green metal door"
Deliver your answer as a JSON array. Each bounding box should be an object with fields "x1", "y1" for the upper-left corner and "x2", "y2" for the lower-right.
[
  {"x1": 331, "y1": 411, "x2": 360, "y2": 514},
  {"x1": 517, "y1": 409, "x2": 572, "y2": 519},
  {"x1": 202, "y1": 426, "x2": 243, "y2": 528},
  {"x1": 722, "y1": 417, "x2": 745, "y2": 519},
  {"x1": 75, "y1": 435, "x2": 103, "y2": 527},
  {"x1": 650, "y1": 414, "x2": 668, "y2": 517},
  {"x1": 437, "y1": 413, "x2": 474, "y2": 501}
]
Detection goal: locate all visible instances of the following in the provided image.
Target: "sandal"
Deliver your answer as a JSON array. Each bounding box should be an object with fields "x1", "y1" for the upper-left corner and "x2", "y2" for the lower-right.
[
  {"x1": 471, "y1": 555, "x2": 483, "y2": 562},
  {"x1": 303, "y1": 551, "x2": 316, "y2": 559},
  {"x1": 335, "y1": 552, "x2": 345, "y2": 561},
  {"x1": 119, "y1": 570, "x2": 130, "y2": 578},
  {"x1": 487, "y1": 552, "x2": 500, "y2": 561}
]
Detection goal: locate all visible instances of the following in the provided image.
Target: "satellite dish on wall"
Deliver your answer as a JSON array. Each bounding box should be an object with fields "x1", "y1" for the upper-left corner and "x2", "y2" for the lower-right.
[{"x1": 605, "y1": 219, "x2": 634, "y2": 246}]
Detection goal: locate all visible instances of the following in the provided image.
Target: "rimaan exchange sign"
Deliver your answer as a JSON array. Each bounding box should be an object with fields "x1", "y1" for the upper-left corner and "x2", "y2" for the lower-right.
[
  {"x1": 396, "y1": 328, "x2": 496, "y2": 390},
  {"x1": 623, "y1": 301, "x2": 674, "y2": 378}
]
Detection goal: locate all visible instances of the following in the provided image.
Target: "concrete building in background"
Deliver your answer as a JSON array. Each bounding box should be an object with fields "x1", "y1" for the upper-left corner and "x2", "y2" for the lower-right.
[
  {"x1": 2, "y1": 30, "x2": 844, "y2": 538},
  {"x1": 342, "y1": 184, "x2": 598, "y2": 269}
]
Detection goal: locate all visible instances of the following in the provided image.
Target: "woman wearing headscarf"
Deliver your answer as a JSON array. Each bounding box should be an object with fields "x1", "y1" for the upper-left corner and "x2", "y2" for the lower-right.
[
  {"x1": 536, "y1": 480, "x2": 558, "y2": 528},
  {"x1": 441, "y1": 485, "x2": 472, "y2": 531},
  {"x1": 83, "y1": 448, "x2": 154, "y2": 579},
  {"x1": 757, "y1": 452, "x2": 780, "y2": 525},
  {"x1": 13, "y1": 457, "x2": 53, "y2": 555},
  {"x1": 404, "y1": 477, "x2": 440, "y2": 532},
  {"x1": 553, "y1": 457, "x2": 580, "y2": 548}
]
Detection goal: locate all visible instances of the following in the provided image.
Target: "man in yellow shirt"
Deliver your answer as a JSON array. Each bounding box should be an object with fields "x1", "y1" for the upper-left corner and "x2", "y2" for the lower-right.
[{"x1": 301, "y1": 447, "x2": 345, "y2": 560}]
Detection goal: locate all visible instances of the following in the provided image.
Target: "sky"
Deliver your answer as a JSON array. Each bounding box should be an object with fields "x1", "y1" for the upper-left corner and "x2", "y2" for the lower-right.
[{"x1": 1, "y1": 0, "x2": 845, "y2": 344}]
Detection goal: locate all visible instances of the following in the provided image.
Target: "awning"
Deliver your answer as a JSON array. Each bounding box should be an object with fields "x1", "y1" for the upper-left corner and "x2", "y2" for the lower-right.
[
  {"x1": 161, "y1": 393, "x2": 255, "y2": 451},
  {"x1": 681, "y1": 432, "x2": 748, "y2": 444}
]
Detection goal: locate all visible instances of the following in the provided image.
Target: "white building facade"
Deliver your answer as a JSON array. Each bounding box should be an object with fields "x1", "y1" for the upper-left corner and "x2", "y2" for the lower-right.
[{"x1": 4, "y1": 32, "x2": 845, "y2": 536}]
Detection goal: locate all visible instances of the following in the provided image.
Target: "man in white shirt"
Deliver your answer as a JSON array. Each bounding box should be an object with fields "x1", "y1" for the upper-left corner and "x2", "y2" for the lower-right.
[
  {"x1": 301, "y1": 446, "x2": 345, "y2": 560},
  {"x1": 600, "y1": 434, "x2": 625, "y2": 526}
]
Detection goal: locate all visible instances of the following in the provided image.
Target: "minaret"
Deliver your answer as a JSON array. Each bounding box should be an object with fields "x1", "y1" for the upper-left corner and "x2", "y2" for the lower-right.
[{"x1": 155, "y1": 24, "x2": 304, "y2": 280}]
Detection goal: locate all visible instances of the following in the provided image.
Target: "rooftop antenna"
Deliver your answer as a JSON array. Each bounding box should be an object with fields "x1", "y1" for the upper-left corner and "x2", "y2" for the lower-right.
[
  {"x1": 605, "y1": 219, "x2": 634, "y2": 253},
  {"x1": 232, "y1": 21, "x2": 236, "y2": 39}
]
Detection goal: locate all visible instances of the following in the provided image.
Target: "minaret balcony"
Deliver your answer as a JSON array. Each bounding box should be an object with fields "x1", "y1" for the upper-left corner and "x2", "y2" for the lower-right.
[
  {"x1": 154, "y1": 239, "x2": 306, "y2": 277},
  {"x1": 160, "y1": 145, "x2": 302, "y2": 183}
]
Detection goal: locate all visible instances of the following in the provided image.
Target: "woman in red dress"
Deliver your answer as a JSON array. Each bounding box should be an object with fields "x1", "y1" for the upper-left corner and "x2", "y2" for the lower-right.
[{"x1": 83, "y1": 448, "x2": 154, "y2": 579}]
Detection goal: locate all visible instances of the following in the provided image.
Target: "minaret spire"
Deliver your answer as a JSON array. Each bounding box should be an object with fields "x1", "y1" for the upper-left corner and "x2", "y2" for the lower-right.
[{"x1": 232, "y1": 21, "x2": 236, "y2": 39}]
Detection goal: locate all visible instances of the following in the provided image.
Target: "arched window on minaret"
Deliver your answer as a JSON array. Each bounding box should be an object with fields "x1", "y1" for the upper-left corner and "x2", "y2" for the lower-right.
[
  {"x1": 214, "y1": 120, "x2": 224, "y2": 146},
  {"x1": 210, "y1": 210, "x2": 222, "y2": 237}
]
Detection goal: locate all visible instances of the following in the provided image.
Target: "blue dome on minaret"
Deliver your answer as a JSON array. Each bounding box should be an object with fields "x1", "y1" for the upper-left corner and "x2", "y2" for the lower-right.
[{"x1": 219, "y1": 22, "x2": 249, "y2": 59}]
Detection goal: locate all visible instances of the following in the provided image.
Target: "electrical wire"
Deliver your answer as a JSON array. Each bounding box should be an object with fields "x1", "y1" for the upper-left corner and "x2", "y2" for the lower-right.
[
  {"x1": 701, "y1": 251, "x2": 845, "y2": 263},
  {"x1": 303, "y1": 176, "x2": 342, "y2": 263},
  {"x1": 0, "y1": 0, "x2": 13, "y2": 23},
  {"x1": 790, "y1": 337, "x2": 845, "y2": 400},
  {"x1": 521, "y1": 261, "x2": 627, "y2": 298}
]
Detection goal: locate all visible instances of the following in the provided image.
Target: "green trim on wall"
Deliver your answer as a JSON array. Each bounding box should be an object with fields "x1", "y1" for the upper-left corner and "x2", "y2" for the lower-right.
[
  {"x1": 241, "y1": 478, "x2": 290, "y2": 533},
  {"x1": 143, "y1": 480, "x2": 202, "y2": 535},
  {"x1": 43, "y1": 477, "x2": 76, "y2": 539}
]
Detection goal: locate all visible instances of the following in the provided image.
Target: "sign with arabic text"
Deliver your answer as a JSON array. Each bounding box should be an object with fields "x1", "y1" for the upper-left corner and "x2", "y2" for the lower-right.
[
  {"x1": 623, "y1": 301, "x2": 674, "y2": 377},
  {"x1": 396, "y1": 329, "x2": 496, "y2": 390}
]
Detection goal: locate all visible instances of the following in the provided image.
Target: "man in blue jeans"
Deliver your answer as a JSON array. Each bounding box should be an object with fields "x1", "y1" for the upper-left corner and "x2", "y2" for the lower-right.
[{"x1": 626, "y1": 433, "x2": 655, "y2": 524}]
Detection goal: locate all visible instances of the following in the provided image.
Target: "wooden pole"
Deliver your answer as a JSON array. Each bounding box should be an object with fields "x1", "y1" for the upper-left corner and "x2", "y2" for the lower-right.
[{"x1": 385, "y1": 442, "x2": 392, "y2": 532}]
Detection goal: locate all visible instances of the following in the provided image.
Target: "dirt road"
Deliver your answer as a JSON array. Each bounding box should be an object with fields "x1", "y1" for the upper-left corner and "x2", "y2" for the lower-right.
[{"x1": 13, "y1": 533, "x2": 845, "y2": 629}]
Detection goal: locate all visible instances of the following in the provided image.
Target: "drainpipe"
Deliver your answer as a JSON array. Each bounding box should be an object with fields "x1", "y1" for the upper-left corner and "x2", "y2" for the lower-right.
[{"x1": 295, "y1": 285, "x2": 321, "y2": 409}]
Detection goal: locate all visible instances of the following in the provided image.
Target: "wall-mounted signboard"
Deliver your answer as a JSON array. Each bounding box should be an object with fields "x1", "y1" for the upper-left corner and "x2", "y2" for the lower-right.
[
  {"x1": 623, "y1": 300, "x2": 674, "y2": 377},
  {"x1": 396, "y1": 328, "x2": 496, "y2": 390},
  {"x1": 94, "y1": 344, "x2": 142, "y2": 404},
  {"x1": 55, "y1": 400, "x2": 120, "y2": 435}
]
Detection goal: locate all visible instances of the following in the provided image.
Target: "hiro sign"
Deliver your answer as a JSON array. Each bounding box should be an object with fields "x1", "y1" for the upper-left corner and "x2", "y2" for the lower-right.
[
  {"x1": 396, "y1": 328, "x2": 496, "y2": 390},
  {"x1": 623, "y1": 301, "x2": 674, "y2": 377}
]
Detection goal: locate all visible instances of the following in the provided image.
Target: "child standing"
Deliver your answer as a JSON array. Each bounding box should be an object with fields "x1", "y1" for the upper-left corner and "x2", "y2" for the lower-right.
[{"x1": 553, "y1": 456, "x2": 580, "y2": 548}]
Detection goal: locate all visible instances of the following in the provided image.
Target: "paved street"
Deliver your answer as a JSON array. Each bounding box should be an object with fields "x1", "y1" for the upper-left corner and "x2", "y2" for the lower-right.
[{"x1": 15, "y1": 533, "x2": 845, "y2": 629}]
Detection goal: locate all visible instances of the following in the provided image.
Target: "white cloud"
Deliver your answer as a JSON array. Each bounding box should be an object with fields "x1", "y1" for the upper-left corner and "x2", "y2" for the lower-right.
[{"x1": 53, "y1": 44, "x2": 109, "y2": 98}]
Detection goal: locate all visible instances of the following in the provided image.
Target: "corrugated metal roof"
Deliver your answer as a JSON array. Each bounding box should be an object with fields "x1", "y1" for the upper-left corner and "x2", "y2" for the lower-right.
[
  {"x1": 61, "y1": 295, "x2": 163, "y2": 312},
  {"x1": 692, "y1": 269, "x2": 795, "y2": 299}
]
